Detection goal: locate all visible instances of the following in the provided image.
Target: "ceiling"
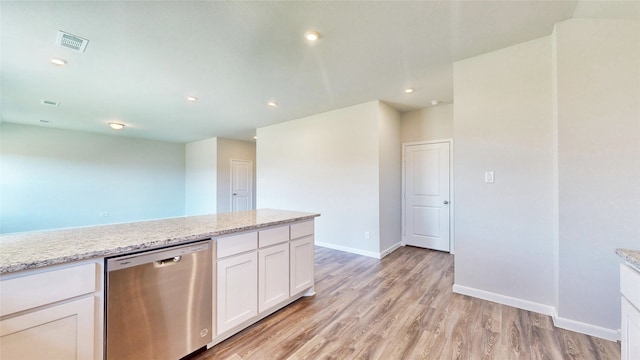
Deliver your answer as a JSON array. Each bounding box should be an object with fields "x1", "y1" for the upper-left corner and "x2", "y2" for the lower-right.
[{"x1": 0, "y1": 1, "x2": 635, "y2": 143}]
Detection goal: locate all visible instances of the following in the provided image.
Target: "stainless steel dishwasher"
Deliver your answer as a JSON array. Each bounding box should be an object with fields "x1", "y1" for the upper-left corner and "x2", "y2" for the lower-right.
[{"x1": 106, "y1": 240, "x2": 214, "y2": 360}]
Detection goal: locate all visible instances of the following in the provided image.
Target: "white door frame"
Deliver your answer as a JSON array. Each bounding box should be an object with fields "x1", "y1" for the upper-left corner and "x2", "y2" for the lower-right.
[{"x1": 401, "y1": 139, "x2": 455, "y2": 254}]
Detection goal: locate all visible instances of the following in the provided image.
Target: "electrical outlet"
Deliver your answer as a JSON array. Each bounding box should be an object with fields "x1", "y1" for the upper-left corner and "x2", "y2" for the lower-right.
[
  {"x1": 364, "y1": 231, "x2": 370, "y2": 239},
  {"x1": 100, "y1": 211, "x2": 109, "y2": 217}
]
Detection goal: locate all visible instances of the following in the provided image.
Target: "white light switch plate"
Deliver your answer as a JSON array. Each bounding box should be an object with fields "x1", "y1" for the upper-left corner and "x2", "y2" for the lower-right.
[{"x1": 485, "y1": 171, "x2": 495, "y2": 183}]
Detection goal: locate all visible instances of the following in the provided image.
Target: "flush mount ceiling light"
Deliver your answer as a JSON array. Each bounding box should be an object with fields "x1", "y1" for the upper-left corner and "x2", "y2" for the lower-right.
[
  {"x1": 404, "y1": 88, "x2": 415, "y2": 94},
  {"x1": 41, "y1": 99, "x2": 60, "y2": 107},
  {"x1": 267, "y1": 101, "x2": 278, "y2": 108},
  {"x1": 431, "y1": 99, "x2": 440, "y2": 106},
  {"x1": 186, "y1": 96, "x2": 198, "y2": 102},
  {"x1": 50, "y1": 57, "x2": 68, "y2": 66},
  {"x1": 109, "y1": 122, "x2": 125, "y2": 130},
  {"x1": 304, "y1": 31, "x2": 320, "y2": 41}
]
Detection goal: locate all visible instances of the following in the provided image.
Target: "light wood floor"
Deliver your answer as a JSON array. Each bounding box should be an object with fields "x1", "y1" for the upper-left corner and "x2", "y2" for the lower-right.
[{"x1": 193, "y1": 246, "x2": 620, "y2": 360}]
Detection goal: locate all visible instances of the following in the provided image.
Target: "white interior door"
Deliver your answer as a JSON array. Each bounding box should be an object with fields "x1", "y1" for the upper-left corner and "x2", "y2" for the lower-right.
[
  {"x1": 403, "y1": 142, "x2": 450, "y2": 252},
  {"x1": 231, "y1": 159, "x2": 253, "y2": 212}
]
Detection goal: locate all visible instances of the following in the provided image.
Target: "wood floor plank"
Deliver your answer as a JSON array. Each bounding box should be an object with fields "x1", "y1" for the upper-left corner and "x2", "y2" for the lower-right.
[
  {"x1": 404, "y1": 330, "x2": 448, "y2": 359},
  {"x1": 556, "y1": 328, "x2": 590, "y2": 360},
  {"x1": 588, "y1": 335, "x2": 623, "y2": 360},
  {"x1": 501, "y1": 305, "x2": 533, "y2": 360},
  {"x1": 529, "y1": 326, "x2": 565, "y2": 360},
  {"x1": 479, "y1": 300, "x2": 502, "y2": 333},
  {"x1": 191, "y1": 246, "x2": 620, "y2": 360}
]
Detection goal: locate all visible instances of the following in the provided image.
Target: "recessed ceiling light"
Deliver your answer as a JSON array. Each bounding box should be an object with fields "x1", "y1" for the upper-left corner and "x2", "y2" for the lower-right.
[
  {"x1": 267, "y1": 101, "x2": 278, "y2": 108},
  {"x1": 304, "y1": 31, "x2": 320, "y2": 41},
  {"x1": 109, "y1": 122, "x2": 125, "y2": 130},
  {"x1": 431, "y1": 100, "x2": 440, "y2": 106},
  {"x1": 405, "y1": 88, "x2": 415, "y2": 94},
  {"x1": 186, "y1": 96, "x2": 198, "y2": 102},
  {"x1": 50, "y1": 57, "x2": 68, "y2": 66}
]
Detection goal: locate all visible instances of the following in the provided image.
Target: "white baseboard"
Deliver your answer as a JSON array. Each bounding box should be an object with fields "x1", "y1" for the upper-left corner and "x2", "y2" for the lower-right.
[
  {"x1": 380, "y1": 242, "x2": 403, "y2": 258},
  {"x1": 315, "y1": 241, "x2": 381, "y2": 258},
  {"x1": 315, "y1": 241, "x2": 402, "y2": 259},
  {"x1": 452, "y1": 284, "x2": 555, "y2": 317},
  {"x1": 452, "y1": 284, "x2": 619, "y2": 341},
  {"x1": 553, "y1": 313, "x2": 620, "y2": 341}
]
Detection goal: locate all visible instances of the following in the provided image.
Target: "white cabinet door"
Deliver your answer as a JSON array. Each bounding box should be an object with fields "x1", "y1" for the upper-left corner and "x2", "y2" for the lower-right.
[
  {"x1": 622, "y1": 297, "x2": 640, "y2": 360},
  {"x1": 258, "y1": 243, "x2": 289, "y2": 313},
  {"x1": 217, "y1": 251, "x2": 258, "y2": 334},
  {"x1": 0, "y1": 296, "x2": 95, "y2": 360},
  {"x1": 290, "y1": 236, "x2": 314, "y2": 296}
]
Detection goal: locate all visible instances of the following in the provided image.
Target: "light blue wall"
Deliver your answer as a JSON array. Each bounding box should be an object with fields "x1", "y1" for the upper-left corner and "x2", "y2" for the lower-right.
[{"x1": 1, "y1": 123, "x2": 185, "y2": 234}]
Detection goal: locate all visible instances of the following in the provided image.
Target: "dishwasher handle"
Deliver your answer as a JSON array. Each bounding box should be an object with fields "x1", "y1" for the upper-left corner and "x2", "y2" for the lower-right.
[
  {"x1": 107, "y1": 240, "x2": 211, "y2": 271},
  {"x1": 155, "y1": 256, "x2": 182, "y2": 267}
]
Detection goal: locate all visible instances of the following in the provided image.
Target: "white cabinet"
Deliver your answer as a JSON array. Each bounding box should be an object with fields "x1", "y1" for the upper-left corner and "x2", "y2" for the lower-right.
[
  {"x1": 0, "y1": 262, "x2": 100, "y2": 360},
  {"x1": 621, "y1": 297, "x2": 640, "y2": 360},
  {"x1": 0, "y1": 296, "x2": 95, "y2": 360},
  {"x1": 621, "y1": 263, "x2": 640, "y2": 360},
  {"x1": 290, "y1": 220, "x2": 315, "y2": 296},
  {"x1": 258, "y1": 242, "x2": 290, "y2": 312},
  {"x1": 212, "y1": 220, "x2": 316, "y2": 345},
  {"x1": 216, "y1": 232, "x2": 258, "y2": 334},
  {"x1": 290, "y1": 236, "x2": 315, "y2": 296}
]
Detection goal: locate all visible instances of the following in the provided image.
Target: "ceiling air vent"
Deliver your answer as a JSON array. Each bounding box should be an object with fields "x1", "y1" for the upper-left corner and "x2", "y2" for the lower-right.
[{"x1": 56, "y1": 30, "x2": 89, "y2": 53}]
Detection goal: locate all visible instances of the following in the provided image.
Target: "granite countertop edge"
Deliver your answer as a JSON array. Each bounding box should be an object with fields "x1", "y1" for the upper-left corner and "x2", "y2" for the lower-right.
[
  {"x1": 0, "y1": 209, "x2": 320, "y2": 275},
  {"x1": 616, "y1": 248, "x2": 640, "y2": 273}
]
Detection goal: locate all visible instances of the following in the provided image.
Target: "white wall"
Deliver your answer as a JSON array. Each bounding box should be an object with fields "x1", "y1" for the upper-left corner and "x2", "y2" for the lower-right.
[
  {"x1": 257, "y1": 101, "x2": 389, "y2": 257},
  {"x1": 400, "y1": 104, "x2": 453, "y2": 143},
  {"x1": 453, "y1": 37, "x2": 556, "y2": 309},
  {"x1": 378, "y1": 102, "x2": 402, "y2": 254},
  {"x1": 554, "y1": 19, "x2": 640, "y2": 334},
  {"x1": 216, "y1": 138, "x2": 256, "y2": 213},
  {"x1": 0, "y1": 123, "x2": 185, "y2": 233},
  {"x1": 452, "y1": 18, "x2": 640, "y2": 339},
  {"x1": 185, "y1": 137, "x2": 217, "y2": 215}
]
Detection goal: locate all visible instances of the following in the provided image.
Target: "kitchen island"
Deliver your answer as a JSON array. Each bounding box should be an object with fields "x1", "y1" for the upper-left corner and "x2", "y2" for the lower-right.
[{"x1": 0, "y1": 209, "x2": 319, "y2": 360}]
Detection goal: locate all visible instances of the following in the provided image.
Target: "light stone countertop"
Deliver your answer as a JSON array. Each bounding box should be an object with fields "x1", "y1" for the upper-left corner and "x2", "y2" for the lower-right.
[
  {"x1": 617, "y1": 248, "x2": 640, "y2": 273},
  {"x1": 0, "y1": 209, "x2": 319, "y2": 274}
]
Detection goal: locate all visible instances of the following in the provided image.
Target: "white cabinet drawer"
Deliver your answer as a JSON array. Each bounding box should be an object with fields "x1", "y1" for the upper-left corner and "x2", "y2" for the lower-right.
[
  {"x1": 259, "y1": 226, "x2": 289, "y2": 248},
  {"x1": 217, "y1": 232, "x2": 257, "y2": 258},
  {"x1": 0, "y1": 263, "x2": 97, "y2": 317},
  {"x1": 621, "y1": 264, "x2": 640, "y2": 309},
  {"x1": 290, "y1": 220, "x2": 314, "y2": 240}
]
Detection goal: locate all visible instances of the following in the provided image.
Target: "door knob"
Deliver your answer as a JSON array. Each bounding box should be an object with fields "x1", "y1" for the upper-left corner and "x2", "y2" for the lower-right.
[
  {"x1": 443, "y1": 200, "x2": 449, "y2": 205},
  {"x1": 233, "y1": 193, "x2": 237, "y2": 196}
]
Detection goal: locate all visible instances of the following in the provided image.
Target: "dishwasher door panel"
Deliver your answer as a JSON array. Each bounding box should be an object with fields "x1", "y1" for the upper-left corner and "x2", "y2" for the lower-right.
[{"x1": 106, "y1": 241, "x2": 213, "y2": 360}]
